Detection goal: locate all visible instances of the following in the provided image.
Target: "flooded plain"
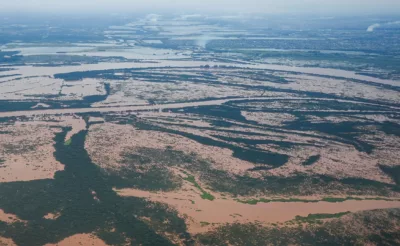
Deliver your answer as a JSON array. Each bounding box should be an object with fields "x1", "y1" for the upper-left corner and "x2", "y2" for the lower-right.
[
  {"x1": 0, "y1": 13, "x2": 400, "y2": 245},
  {"x1": 117, "y1": 187, "x2": 400, "y2": 233},
  {"x1": 1, "y1": 60, "x2": 399, "y2": 86}
]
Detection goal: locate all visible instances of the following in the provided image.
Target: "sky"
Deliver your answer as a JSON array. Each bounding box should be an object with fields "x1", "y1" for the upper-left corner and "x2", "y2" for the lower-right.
[{"x1": 1, "y1": 0, "x2": 400, "y2": 15}]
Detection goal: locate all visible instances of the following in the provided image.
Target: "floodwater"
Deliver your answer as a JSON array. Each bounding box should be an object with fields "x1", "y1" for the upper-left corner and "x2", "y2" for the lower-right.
[
  {"x1": 117, "y1": 187, "x2": 400, "y2": 234},
  {"x1": 1, "y1": 46, "x2": 191, "y2": 60},
  {"x1": 234, "y1": 48, "x2": 370, "y2": 55},
  {"x1": 1, "y1": 60, "x2": 398, "y2": 86},
  {"x1": 1, "y1": 96, "x2": 398, "y2": 118}
]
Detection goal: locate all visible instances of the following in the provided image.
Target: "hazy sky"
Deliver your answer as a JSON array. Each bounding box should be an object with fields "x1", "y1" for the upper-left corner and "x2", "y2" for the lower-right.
[{"x1": 1, "y1": 0, "x2": 400, "y2": 15}]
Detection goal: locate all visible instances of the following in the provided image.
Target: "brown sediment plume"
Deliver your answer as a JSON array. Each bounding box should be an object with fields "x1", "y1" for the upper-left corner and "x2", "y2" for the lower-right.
[{"x1": 115, "y1": 186, "x2": 400, "y2": 234}]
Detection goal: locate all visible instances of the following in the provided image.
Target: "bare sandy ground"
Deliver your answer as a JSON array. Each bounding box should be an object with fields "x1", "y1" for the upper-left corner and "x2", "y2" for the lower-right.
[
  {"x1": 44, "y1": 234, "x2": 108, "y2": 246},
  {"x1": 0, "y1": 209, "x2": 26, "y2": 224},
  {"x1": 0, "y1": 237, "x2": 16, "y2": 246},
  {"x1": 116, "y1": 187, "x2": 400, "y2": 234},
  {"x1": 31, "y1": 103, "x2": 51, "y2": 109},
  {"x1": 43, "y1": 212, "x2": 61, "y2": 220}
]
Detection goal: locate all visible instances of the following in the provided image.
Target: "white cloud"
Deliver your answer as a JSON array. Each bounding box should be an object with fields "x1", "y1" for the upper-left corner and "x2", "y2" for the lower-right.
[
  {"x1": 367, "y1": 23, "x2": 381, "y2": 32},
  {"x1": 367, "y1": 20, "x2": 400, "y2": 32}
]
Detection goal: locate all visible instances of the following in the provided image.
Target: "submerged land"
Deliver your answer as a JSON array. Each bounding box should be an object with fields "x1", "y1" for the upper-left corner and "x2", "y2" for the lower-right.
[{"x1": 0, "y1": 13, "x2": 400, "y2": 245}]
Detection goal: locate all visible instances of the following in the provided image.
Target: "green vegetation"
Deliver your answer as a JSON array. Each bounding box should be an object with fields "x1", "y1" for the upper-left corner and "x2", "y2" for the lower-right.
[
  {"x1": 184, "y1": 175, "x2": 215, "y2": 201},
  {"x1": 230, "y1": 214, "x2": 242, "y2": 218},
  {"x1": 135, "y1": 118, "x2": 289, "y2": 168},
  {"x1": 236, "y1": 196, "x2": 399, "y2": 205},
  {"x1": 294, "y1": 212, "x2": 351, "y2": 222},
  {"x1": 2, "y1": 142, "x2": 36, "y2": 155},
  {"x1": 380, "y1": 164, "x2": 400, "y2": 186},
  {"x1": 303, "y1": 155, "x2": 320, "y2": 166},
  {"x1": 236, "y1": 197, "x2": 320, "y2": 204},
  {"x1": 133, "y1": 119, "x2": 399, "y2": 198},
  {"x1": 182, "y1": 172, "x2": 215, "y2": 201},
  {"x1": 200, "y1": 221, "x2": 210, "y2": 227},
  {"x1": 107, "y1": 147, "x2": 195, "y2": 191},
  {"x1": 2, "y1": 15, "x2": 400, "y2": 246},
  {"x1": 201, "y1": 192, "x2": 216, "y2": 201},
  {"x1": 105, "y1": 146, "x2": 219, "y2": 192},
  {"x1": 321, "y1": 197, "x2": 362, "y2": 202},
  {"x1": 64, "y1": 138, "x2": 72, "y2": 146},
  {"x1": 197, "y1": 209, "x2": 400, "y2": 246},
  {"x1": 321, "y1": 196, "x2": 399, "y2": 202}
]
